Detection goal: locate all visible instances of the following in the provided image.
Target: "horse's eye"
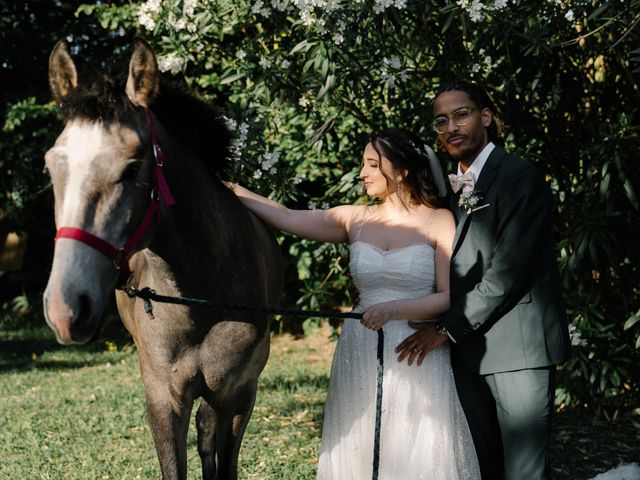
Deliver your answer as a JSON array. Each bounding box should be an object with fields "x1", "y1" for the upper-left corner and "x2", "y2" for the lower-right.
[{"x1": 120, "y1": 162, "x2": 141, "y2": 182}]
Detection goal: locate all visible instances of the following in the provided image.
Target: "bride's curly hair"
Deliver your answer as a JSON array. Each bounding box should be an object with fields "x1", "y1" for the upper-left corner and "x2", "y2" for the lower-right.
[{"x1": 369, "y1": 128, "x2": 444, "y2": 209}]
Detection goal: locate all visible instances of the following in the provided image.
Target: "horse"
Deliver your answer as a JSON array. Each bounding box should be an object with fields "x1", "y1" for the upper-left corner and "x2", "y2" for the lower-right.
[{"x1": 43, "y1": 38, "x2": 283, "y2": 480}]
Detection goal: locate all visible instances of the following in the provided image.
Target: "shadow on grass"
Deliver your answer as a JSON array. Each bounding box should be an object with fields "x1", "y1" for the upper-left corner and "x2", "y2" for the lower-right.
[
  {"x1": 259, "y1": 373, "x2": 329, "y2": 429},
  {"x1": 261, "y1": 373, "x2": 329, "y2": 392},
  {"x1": 0, "y1": 321, "x2": 134, "y2": 373},
  {"x1": 551, "y1": 408, "x2": 640, "y2": 480}
]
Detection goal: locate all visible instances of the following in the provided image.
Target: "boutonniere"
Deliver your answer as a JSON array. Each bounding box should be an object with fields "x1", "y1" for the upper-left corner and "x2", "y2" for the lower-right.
[{"x1": 458, "y1": 191, "x2": 490, "y2": 214}]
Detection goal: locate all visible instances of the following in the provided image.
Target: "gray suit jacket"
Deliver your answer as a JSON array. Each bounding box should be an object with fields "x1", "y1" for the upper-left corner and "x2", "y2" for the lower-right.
[{"x1": 441, "y1": 145, "x2": 571, "y2": 374}]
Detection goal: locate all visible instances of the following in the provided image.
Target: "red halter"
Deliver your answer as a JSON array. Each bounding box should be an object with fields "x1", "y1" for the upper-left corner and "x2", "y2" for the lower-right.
[{"x1": 54, "y1": 109, "x2": 175, "y2": 288}]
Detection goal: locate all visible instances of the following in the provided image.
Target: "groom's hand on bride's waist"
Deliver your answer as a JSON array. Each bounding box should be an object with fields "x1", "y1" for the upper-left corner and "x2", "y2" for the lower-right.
[{"x1": 395, "y1": 321, "x2": 448, "y2": 367}]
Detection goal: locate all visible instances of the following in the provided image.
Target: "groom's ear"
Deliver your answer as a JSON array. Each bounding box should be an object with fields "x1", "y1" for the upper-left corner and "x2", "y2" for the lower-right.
[{"x1": 481, "y1": 107, "x2": 493, "y2": 128}]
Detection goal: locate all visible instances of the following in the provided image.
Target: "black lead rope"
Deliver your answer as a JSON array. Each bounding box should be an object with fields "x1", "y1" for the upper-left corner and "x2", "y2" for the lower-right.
[
  {"x1": 371, "y1": 328, "x2": 384, "y2": 480},
  {"x1": 123, "y1": 287, "x2": 364, "y2": 321}
]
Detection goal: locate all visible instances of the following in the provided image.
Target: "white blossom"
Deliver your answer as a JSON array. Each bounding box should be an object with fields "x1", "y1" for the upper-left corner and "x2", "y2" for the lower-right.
[
  {"x1": 253, "y1": 169, "x2": 263, "y2": 179},
  {"x1": 471, "y1": 63, "x2": 482, "y2": 73},
  {"x1": 280, "y1": 58, "x2": 291, "y2": 69},
  {"x1": 293, "y1": 173, "x2": 305, "y2": 184},
  {"x1": 333, "y1": 32, "x2": 344, "y2": 45},
  {"x1": 259, "y1": 57, "x2": 272, "y2": 69},
  {"x1": 173, "y1": 18, "x2": 186, "y2": 31},
  {"x1": 271, "y1": 0, "x2": 288, "y2": 11},
  {"x1": 252, "y1": 0, "x2": 264, "y2": 13},
  {"x1": 321, "y1": 201, "x2": 330, "y2": 209},
  {"x1": 564, "y1": 9, "x2": 574, "y2": 21},
  {"x1": 457, "y1": 0, "x2": 510, "y2": 23},
  {"x1": 252, "y1": 0, "x2": 272, "y2": 17},
  {"x1": 157, "y1": 52, "x2": 185, "y2": 74},
  {"x1": 138, "y1": 12, "x2": 156, "y2": 31},
  {"x1": 143, "y1": 0, "x2": 162, "y2": 12},
  {"x1": 226, "y1": 117, "x2": 238, "y2": 131},
  {"x1": 372, "y1": 0, "x2": 405, "y2": 14},
  {"x1": 236, "y1": 49, "x2": 247, "y2": 60},
  {"x1": 260, "y1": 151, "x2": 280, "y2": 171},
  {"x1": 138, "y1": 0, "x2": 162, "y2": 31},
  {"x1": 186, "y1": 22, "x2": 197, "y2": 33},
  {"x1": 183, "y1": 0, "x2": 197, "y2": 16},
  {"x1": 568, "y1": 324, "x2": 587, "y2": 347},
  {"x1": 384, "y1": 55, "x2": 402, "y2": 70},
  {"x1": 468, "y1": 1, "x2": 485, "y2": 22},
  {"x1": 226, "y1": 119, "x2": 249, "y2": 159},
  {"x1": 298, "y1": 96, "x2": 310, "y2": 107}
]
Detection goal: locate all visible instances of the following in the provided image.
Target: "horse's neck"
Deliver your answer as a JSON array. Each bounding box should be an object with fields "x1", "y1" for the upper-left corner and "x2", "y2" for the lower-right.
[{"x1": 147, "y1": 145, "x2": 244, "y2": 276}]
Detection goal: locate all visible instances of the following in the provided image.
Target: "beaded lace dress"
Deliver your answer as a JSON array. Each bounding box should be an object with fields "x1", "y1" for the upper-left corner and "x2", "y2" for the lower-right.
[{"x1": 316, "y1": 209, "x2": 480, "y2": 480}]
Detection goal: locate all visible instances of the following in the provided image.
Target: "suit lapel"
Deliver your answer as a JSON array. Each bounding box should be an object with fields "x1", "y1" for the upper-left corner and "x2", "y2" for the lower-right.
[
  {"x1": 451, "y1": 146, "x2": 505, "y2": 257},
  {"x1": 473, "y1": 145, "x2": 504, "y2": 194}
]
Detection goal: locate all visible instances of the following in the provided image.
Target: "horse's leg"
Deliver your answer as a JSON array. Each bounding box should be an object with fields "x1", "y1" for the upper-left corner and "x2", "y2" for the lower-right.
[
  {"x1": 214, "y1": 381, "x2": 258, "y2": 480},
  {"x1": 144, "y1": 384, "x2": 193, "y2": 480},
  {"x1": 196, "y1": 398, "x2": 217, "y2": 479}
]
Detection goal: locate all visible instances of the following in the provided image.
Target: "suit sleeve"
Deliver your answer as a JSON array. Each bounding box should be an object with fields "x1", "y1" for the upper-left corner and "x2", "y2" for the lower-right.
[{"x1": 443, "y1": 166, "x2": 555, "y2": 342}]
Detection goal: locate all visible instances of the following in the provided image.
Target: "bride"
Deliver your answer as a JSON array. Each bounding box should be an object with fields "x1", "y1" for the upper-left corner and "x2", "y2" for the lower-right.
[{"x1": 227, "y1": 128, "x2": 480, "y2": 479}]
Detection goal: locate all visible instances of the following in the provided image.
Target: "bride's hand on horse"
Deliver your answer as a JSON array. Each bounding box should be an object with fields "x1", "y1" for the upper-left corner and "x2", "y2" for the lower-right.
[
  {"x1": 395, "y1": 321, "x2": 448, "y2": 366},
  {"x1": 360, "y1": 300, "x2": 397, "y2": 331}
]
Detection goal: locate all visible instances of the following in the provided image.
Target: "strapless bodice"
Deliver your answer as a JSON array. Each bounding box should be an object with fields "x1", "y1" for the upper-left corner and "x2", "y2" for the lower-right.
[{"x1": 349, "y1": 240, "x2": 436, "y2": 309}]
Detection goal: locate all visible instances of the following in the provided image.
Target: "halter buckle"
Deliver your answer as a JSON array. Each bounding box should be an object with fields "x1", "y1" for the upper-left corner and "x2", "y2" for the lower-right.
[{"x1": 153, "y1": 144, "x2": 164, "y2": 166}]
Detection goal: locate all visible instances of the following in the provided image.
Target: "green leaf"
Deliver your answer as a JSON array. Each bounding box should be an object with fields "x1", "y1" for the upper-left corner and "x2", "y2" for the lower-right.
[
  {"x1": 290, "y1": 40, "x2": 316, "y2": 55},
  {"x1": 220, "y1": 72, "x2": 245, "y2": 84},
  {"x1": 623, "y1": 310, "x2": 640, "y2": 330},
  {"x1": 587, "y1": 2, "x2": 611, "y2": 22}
]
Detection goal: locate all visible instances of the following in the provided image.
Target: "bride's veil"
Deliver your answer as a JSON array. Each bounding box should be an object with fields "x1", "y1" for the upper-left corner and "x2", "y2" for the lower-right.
[{"x1": 423, "y1": 144, "x2": 448, "y2": 199}]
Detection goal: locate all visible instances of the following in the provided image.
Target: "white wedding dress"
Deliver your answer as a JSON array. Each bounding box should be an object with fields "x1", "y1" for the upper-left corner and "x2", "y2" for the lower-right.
[{"x1": 317, "y1": 231, "x2": 480, "y2": 479}]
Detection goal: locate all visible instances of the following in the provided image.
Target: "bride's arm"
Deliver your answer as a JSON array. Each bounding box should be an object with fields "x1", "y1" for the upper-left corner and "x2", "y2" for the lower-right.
[
  {"x1": 226, "y1": 182, "x2": 355, "y2": 243},
  {"x1": 360, "y1": 209, "x2": 454, "y2": 329}
]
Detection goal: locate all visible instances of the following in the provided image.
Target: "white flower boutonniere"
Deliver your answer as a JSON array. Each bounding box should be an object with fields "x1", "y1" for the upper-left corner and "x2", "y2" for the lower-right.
[{"x1": 458, "y1": 191, "x2": 490, "y2": 214}]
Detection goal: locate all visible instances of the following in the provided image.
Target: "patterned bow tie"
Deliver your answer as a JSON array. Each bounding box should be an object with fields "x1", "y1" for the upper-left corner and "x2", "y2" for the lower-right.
[{"x1": 448, "y1": 171, "x2": 476, "y2": 193}]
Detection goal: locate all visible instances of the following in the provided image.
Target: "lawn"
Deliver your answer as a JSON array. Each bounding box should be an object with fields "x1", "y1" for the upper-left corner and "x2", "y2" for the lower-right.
[{"x1": 0, "y1": 324, "x2": 638, "y2": 479}]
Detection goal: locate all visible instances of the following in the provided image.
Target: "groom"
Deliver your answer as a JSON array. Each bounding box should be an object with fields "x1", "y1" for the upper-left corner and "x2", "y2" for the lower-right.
[{"x1": 396, "y1": 80, "x2": 571, "y2": 479}]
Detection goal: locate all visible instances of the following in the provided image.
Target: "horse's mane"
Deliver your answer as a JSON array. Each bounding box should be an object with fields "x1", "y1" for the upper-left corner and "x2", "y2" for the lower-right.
[{"x1": 58, "y1": 69, "x2": 232, "y2": 179}]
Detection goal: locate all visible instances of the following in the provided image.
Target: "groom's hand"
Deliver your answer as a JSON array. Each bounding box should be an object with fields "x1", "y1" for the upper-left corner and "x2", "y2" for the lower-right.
[{"x1": 395, "y1": 321, "x2": 448, "y2": 366}]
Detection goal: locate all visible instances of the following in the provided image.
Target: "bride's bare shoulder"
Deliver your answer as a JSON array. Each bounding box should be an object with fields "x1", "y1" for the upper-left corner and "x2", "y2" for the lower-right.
[
  {"x1": 431, "y1": 207, "x2": 454, "y2": 222},
  {"x1": 429, "y1": 208, "x2": 456, "y2": 242}
]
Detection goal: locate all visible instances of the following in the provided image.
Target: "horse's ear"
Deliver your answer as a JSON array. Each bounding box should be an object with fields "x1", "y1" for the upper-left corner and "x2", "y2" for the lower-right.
[
  {"x1": 49, "y1": 40, "x2": 78, "y2": 102},
  {"x1": 126, "y1": 38, "x2": 159, "y2": 108}
]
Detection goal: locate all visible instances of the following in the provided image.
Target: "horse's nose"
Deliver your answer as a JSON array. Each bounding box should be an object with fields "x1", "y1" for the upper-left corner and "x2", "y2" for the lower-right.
[{"x1": 44, "y1": 288, "x2": 95, "y2": 344}]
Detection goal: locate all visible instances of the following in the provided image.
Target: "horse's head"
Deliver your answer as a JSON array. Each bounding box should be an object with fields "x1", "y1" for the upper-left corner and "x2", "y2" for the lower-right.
[{"x1": 43, "y1": 39, "x2": 162, "y2": 344}]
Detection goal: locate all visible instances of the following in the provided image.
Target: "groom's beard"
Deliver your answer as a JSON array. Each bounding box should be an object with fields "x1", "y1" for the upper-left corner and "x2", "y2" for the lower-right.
[
  {"x1": 448, "y1": 142, "x2": 484, "y2": 165},
  {"x1": 445, "y1": 136, "x2": 485, "y2": 167}
]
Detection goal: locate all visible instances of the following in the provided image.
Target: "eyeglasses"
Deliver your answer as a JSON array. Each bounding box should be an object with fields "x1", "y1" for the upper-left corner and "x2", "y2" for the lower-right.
[{"x1": 432, "y1": 107, "x2": 478, "y2": 134}]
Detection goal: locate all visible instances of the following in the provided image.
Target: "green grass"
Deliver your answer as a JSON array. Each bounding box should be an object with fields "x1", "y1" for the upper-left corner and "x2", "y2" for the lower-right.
[
  {"x1": 1, "y1": 325, "x2": 638, "y2": 479},
  {"x1": 0, "y1": 326, "x2": 329, "y2": 479}
]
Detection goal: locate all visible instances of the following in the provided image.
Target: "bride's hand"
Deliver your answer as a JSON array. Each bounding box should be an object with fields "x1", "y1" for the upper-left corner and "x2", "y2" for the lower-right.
[{"x1": 360, "y1": 301, "x2": 397, "y2": 331}]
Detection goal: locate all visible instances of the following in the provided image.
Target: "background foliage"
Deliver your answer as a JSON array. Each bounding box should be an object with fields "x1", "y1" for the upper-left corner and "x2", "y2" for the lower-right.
[{"x1": 1, "y1": 0, "x2": 638, "y2": 416}]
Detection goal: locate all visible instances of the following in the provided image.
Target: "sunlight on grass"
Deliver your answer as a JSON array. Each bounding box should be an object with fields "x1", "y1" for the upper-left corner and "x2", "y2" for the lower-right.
[{"x1": 0, "y1": 326, "x2": 334, "y2": 479}]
